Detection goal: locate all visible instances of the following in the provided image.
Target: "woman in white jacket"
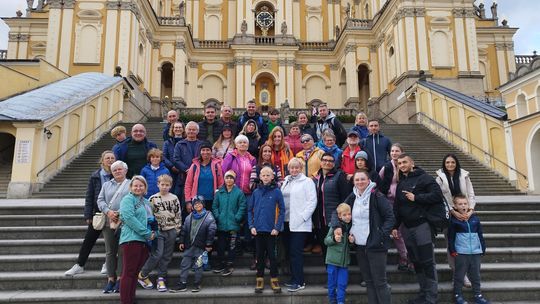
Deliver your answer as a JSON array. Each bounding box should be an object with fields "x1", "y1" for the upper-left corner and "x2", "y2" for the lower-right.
[
  {"x1": 436, "y1": 153, "x2": 476, "y2": 288},
  {"x1": 281, "y1": 157, "x2": 317, "y2": 292}
]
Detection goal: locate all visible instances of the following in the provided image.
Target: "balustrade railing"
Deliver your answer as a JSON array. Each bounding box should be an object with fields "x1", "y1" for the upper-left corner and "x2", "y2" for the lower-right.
[
  {"x1": 255, "y1": 36, "x2": 275, "y2": 45},
  {"x1": 198, "y1": 40, "x2": 229, "y2": 48},
  {"x1": 158, "y1": 16, "x2": 185, "y2": 26}
]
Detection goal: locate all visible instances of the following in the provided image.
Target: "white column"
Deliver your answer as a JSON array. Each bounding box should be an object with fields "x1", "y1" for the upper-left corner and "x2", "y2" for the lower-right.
[
  {"x1": 7, "y1": 41, "x2": 17, "y2": 59},
  {"x1": 188, "y1": 62, "x2": 198, "y2": 106},
  {"x1": 58, "y1": 5, "x2": 74, "y2": 72},
  {"x1": 244, "y1": 58, "x2": 252, "y2": 101},
  {"x1": 235, "y1": 60, "x2": 244, "y2": 107},
  {"x1": 345, "y1": 47, "x2": 359, "y2": 100},
  {"x1": 276, "y1": 0, "x2": 284, "y2": 35},
  {"x1": 465, "y1": 15, "x2": 480, "y2": 72},
  {"x1": 45, "y1": 6, "x2": 62, "y2": 65},
  {"x1": 129, "y1": 20, "x2": 139, "y2": 75},
  {"x1": 103, "y1": 8, "x2": 118, "y2": 75},
  {"x1": 327, "y1": 1, "x2": 334, "y2": 40},
  {"x1": 454, "y1": 14, "x2": 468, "y2": 72},
  {"x1": 416, "y1": 13, "x2": 429, "y2": 71},
  {"x1": 496, "y1": 44, "x2": 508, "y2": 84},
  {"x1": 117, "y1": 9, "x2": 132, "y2": 75},
  {"x1": 245, "y1": 1, "x2": 254, "y2": 35},
  {"x1": 17, "y1": 40, "x2": 28, "y2": 59},
  {"x1": 227, "y1": 62, "x2": 235, "y2": 105},
  {"x1": 173, "y1": 42, "x2": 187, "y2": 99},
  {"x1": 193, "y1": 0, "x2": 200, "y2": 39},
  {"x1": 293, "y1": 1, "x2": 300, "y2": 38},
  {"x1": 236, "y1": 0, "x2": 243, "y2": 33},
  {"x1": 396, "y1": 19, "x2": 407, "y2": 76},
  {"x1": 329, "y1": 64, "x2": 340, "y2": 105},
  {"x1": 369, "y1": 47, "x2": 379, "y2": 96},
  {"x1": 294, "y1": 64, "x2": 303, "y2": 107},
  {"x1": 404, "y1": 15, "x2": 417, "y2": 71},
  {"x1": 278, "y1": 60, "x2": 286, "y2": 104},
  {"x1": 378, "y1": 44, "x2": 387, "y2": 86},
  {"x1": 506, "y1": 45, "x2": 517, "y2": 74},
  {"x1": 286, "y1": 63, "x2": 294, "y2": 106},
  {"x1": 150, "y1": 46, "x2": 160, "y2": 97},
  {"x1": 334, "y1": 2, "x2": 341, "y2": 30},
  {"x1": 285, "y1": 0, "x2": 293, "y2": 35},
  {"x1": 228, "y1": 0, "x2": 236, "y2": 38}
]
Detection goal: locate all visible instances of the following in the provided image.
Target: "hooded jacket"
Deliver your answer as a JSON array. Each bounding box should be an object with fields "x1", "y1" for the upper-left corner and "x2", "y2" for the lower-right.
[
  {"x1": 84, "y1": 169, "x2": 111, "y2": 220},
  {"x1": 296, "y1": 147, "x2": 325, "y2": 177},
  {"x1": 435, "y1": 168, "x2": 476, "y2": 209},
  {"x1": 351, "y1": 125, "x2": 369, "y2": 139},
  {"x1": 317, "y1": 141, "x2": 343, "y2": 168},
  {"x1": 184, "y1": 158, "x2": 224, "y2": 202},
  {"x1": 179, "y1": 209, "x2": 217, "y2": 250},
  {"x1": 394, "y1": 166, "x2": 444, "y2": 229},
  {"x1": 361, "y1": 132, "x2": 392, "y2": 172},
  {"x1": 238, "y1": 112, "x2": 268, "y2": 143},
  {"x1": 140, "y1": 162, "x2": 171, "y2": 198},
  {"x1": 221, "y1": 149, "x2": 257, "y2": 194},
  {"x1": 448, "y1": 214, "x2": 485, "y2": 255},
  {"x1": 248, "y1": 183, "x2": 285, "y2": 233},
  {"x1": 315, "y1": 111, "x2": 348, "y2": 147},
  {"x1": 212, "y1": 184, "x2": 247, "y2": 232}
]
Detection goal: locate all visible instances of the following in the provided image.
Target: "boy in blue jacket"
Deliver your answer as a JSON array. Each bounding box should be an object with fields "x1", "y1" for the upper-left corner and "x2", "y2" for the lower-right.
[
  {"x1": 448, "y1": 194, "x2": 490, "y2": 304},
  {"x1": 140, "y1": 148, "x2": 171, "y2": 198},
  {"x1": 248, "y1": 166, "x2": 285, "y2": 294}
]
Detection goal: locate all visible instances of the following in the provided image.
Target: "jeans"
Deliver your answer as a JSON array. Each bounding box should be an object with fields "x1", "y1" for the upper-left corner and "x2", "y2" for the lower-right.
[
  {"x1": 179, "y1": 246, "x2": 205, "y2": 284},
  {"x1": 255, "y1": 232, "x2": 278, "y2": 278},
  {"x1": 289, "y1": 231, "x2": 308, "y2": 285},
  {"x1": 140, "y1": 229, "x2": 177, "y2": 278},
  {"x1": 327, "y1": 264, "x2": 348, "y2": 303},
  {"x1": 216, "y1": 230, "x2": 238, "y2": 266},
  {"x1": 404, "y1": 222, "x2": 438, "y2": 304},
  {"x1": 454, "y1": 254, "x2": 482, "y2": 296},
  {"x1": 120, "y1": 241, "x2": 148, "y2": 304},
  {"x1": 77, "y1": 223, "x2": 101, "y2": 266},
  {"x1": 357, "y1": 246, "x2": 392, "y2": 304}
]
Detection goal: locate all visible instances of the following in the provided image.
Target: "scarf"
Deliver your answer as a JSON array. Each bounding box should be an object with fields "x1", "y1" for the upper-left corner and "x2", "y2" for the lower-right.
[{"x1": 192, "y1": 208, "x2": 207, "y2": 220}]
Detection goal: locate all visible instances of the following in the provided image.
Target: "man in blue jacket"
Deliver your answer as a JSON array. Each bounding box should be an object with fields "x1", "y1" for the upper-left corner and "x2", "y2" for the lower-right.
[
  {"x1": 114, "y1": 124, "x2": 157, "y2": 178},
  {"x1": 362, "y1": 119, "x2": 392, "y2": 172},
  {"x1": 238, "y1": 100, "x2": 268, "y2": 143}
]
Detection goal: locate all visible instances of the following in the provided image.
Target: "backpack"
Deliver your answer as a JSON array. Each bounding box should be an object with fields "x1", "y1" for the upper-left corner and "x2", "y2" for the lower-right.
[{"x1": 423, "y1": 196, "x2": 451, "y2": 233}]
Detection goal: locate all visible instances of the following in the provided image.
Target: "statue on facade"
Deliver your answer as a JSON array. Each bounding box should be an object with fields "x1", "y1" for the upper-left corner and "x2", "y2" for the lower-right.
[
  {"x1": 16, "y1": 10, "x2": 23, "y2": 17},
  {"x1": 241, "y1": 19, "x2": 247, "y2": 36},
  {"x1": 36, "y1": 0, "x2": 45, "y2": 10},
  {"x1": 281, "y1": 21, "x2": 287, "y2": 36},
  {"x1": 478, "y1": 3, "x2": 486, "y2": 19},
  {"x1": 280, "y1": 99, "x2": 291, "y2": 124},
  {"x1": 345, "y1": 3, "x2": 351, "y2": 18},
  {"x1": 26, "y1": 0, "x2": 34, "y2": 10},
  {"x1": 179, "y1": 1, "x2": 185, "y2": 18},
  {"x1": 335, "y1": 25, "x2": 341, "y2": 39},
  {"x1": 491, "y1": 2, "x2": 498, "y2": 19}
]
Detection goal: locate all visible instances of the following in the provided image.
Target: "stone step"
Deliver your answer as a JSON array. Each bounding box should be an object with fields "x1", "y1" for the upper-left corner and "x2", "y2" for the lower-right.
[
  {"x1": 2, "y1": 263, "x2": 539, "y2": 292},
  {"x1": 1, "y1": 245, "x2": 538, "y2": 272},
  {"x1": 475, "y1": 211, "x2": 540, "y2": 221},
  {"x1": 0, "y1": 281, "x2": 539, "y2": 304}
]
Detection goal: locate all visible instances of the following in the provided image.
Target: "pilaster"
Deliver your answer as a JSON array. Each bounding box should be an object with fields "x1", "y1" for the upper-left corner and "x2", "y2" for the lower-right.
[
  {"x1": 103, "y1": 8, "x2": 119, "y2": 76},
  {"x1": 173, "y1": 41, "x2": 187, "y2": 102}
]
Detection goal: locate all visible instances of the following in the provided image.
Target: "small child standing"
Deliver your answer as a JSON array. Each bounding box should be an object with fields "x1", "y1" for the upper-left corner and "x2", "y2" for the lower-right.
[
  {"x1": 170, "y1": 197, "x2": 216, "y2": 293},
  {"x1": 137, "y1": 174, "x2": 181, "y2": 292},
  {"x1": 212, "y1": 170, "x2": 246, "y2": 276},
  {"x1": 325, "y1": 203, "x2": 354, "y2": 304},
  {"x1": 448, "y1": 194, "x2": 490, "y2": 304},
  {"x1": 140, "y1": 148, "x2": 171, "y2": 198},
  {"x1": 248, "y1": 166, "x2": 285, "y2": 294}
]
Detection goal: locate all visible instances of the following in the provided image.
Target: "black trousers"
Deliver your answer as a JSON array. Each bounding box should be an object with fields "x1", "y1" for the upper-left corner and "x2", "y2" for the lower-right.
[
  {"x1": 255, "y1": 232, "x2": 278, "y2": 278},
  {"x1": 77, "y1": 223, "x2": 102, "y2": 266}
]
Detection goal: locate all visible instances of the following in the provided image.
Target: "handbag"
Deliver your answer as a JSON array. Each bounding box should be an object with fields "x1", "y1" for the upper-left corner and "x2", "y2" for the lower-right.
[{"x1": 92, "y1": 212, "x2": 106, "y2": 230}]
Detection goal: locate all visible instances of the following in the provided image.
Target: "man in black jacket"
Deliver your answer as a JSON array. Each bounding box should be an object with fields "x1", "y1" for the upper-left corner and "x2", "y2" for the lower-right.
[
  {"x1": 391, "y1": 154, "x2": 443, "y2": 304},
  {"x1": 198, "y1": 105, "x2": 223, "y2": 144}
]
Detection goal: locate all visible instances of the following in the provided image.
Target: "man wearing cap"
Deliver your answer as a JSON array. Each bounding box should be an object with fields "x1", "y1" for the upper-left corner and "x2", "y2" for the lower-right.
[
  {"x1": 296, "y1": 134, "x2": 325, "y2": 178},
  {"x1": 341, "y1": 130, "x2": 362, "y2": 180}
]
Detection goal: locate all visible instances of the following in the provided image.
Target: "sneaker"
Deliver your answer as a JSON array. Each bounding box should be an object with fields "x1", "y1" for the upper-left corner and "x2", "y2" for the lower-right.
[
  {"x1": 65, "y1": 264, "x2": 84, "y2": 276},
  {"x1": 287, "y1": 283, "x2": 305, "y2": 292},
  {"x1": 221, "y1": 267, "x2": 234, "y2": 276},
  {"x1": 156, "y1": 277, "x2": 167, "y2": 292},
  {"x1": 213, "y1": 264, "x2": 225, "y2": 273},
  {"x1": 474, "y1": 294, "x2": 490, "y2": 304},
  {"x1": 137, "y1": 272, "x2": 154, "y2": 289},
  {"x1": 100, "y1": 263, "x2": 107, "y2": 275},
  {"x1": 169, "y1": 282, "x2": 187, "y2": 293},
  {"x1": 455, "y1": 294, "x2": 469, "y2": 304},
  {"x1": 191, "y1": 284, "x2": 201, "y2": 292},
  {"x1": 102, "y1": 280, "x2": 115, "y2": 294},
  {"x1": 283, "y1": 281, "x2": 294, "y2": 288},
  {"x1": 113, "y1": 279, "x2": 120, "y2": 293}
]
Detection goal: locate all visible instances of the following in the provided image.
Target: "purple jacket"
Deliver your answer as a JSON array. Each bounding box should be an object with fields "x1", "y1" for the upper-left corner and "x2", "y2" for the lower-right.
[{"x1": 221, "y1": 149, "x2": 256, "y2": 194}]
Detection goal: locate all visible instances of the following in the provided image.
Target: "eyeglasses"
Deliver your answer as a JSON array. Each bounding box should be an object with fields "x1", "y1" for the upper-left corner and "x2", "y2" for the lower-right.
[
  {"x1": 321, "y1": 158, "x2": 334, "y2": 163},
  {"x1": 301, "y1": 139, "x2": 312, "y2": 143}
]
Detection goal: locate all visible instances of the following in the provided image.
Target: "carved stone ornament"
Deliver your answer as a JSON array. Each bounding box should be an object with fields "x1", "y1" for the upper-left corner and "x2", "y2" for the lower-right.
[
  {"x1": 329, "y1": 64, "x2": 339, "y2": 70},
  {"x1": 227, "y1": 62, "x2": 235, "y2": 69},
  {"x1": 48, "y1": 0, "x2": 63, "y2": 9},
  {"x1": 175, "y1": 41, "x2": 185, "y2": 49},
  {"x1": 152, "y1": 41, "x2": 160, "y2": 49},
  {"x1": 189, "y1": 61, "x2": 198, "y2": 68},
  {"x1": 9, "y1": 33, "x2": 29, "y2": 42},
  {"x1": 63, "y1": 0, "x2": 76, "y2": 9},
  {"x1": 281, "y1": 21, "x2": 287, "y2": 36},
  {"x1": 345, "y1": 43, "x2": 356, "y2": 53},
  {"x1": 294, "y1": 63, "x2": 302, "y2": 70}
]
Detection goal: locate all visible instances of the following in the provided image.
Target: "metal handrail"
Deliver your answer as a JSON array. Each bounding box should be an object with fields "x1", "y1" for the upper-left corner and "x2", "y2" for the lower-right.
[
  {"x1": 36, "y1": 110, "x2": 123, "y2": 177},
  {"x1": 415, "y1": 112, "x2": 528, "y2": 188},
  {"x1": 377, "y1": 100, "x2": 408, "y2": 124}
]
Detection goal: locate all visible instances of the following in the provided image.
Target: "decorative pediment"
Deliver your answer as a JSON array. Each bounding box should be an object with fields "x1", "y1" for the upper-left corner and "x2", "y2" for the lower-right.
[{"x1": 77, "y1": 9, "x2": 102, "y2": 20}]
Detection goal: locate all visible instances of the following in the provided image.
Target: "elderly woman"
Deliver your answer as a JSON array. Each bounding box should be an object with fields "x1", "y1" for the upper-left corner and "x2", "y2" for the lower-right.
[
  {"x1": 317, "y1": 130, "x2": 343, "y2": 167},
  {"x1": 266, "y1": 126, "x2": 293, "y2": 177},
  {"x1": 333, "y1": 170, "x2": 395, "y2": 304},
  {"x1": 97, "y1": 160, "x2": 131, "y2": 293},
  {"x1": 222, "y1": 135, "x2": 257, "y2": 195},
  {"x1": 239, "y1": 119, "x2": 263, "y2": 159},
  {"x1": 65, "y1": 150, "x2": 116, "y2": 276},
  {"x1": 280, "y1": 157, "x2": 317, "y2": 292},
  {"x1": 295, "y1": 133, "x2": 324, "y2": 178},
  {"x1": 119, "y1": 175, "x2": 156, "y2": 304}
]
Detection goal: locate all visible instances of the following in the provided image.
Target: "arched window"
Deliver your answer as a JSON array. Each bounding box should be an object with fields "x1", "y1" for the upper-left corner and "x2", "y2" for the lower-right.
[{"x1": 516, "y1": 94, "x2": 527, "y2": 118}]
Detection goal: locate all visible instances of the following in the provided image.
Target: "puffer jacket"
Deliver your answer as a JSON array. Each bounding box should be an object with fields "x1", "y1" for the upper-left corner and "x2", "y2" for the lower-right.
[
  {"x1": 212, "y1": 185, "x2": 246, "y2": 232},
  {"x1": 248, "y1": 183, "x2": 285, "y2": 232},
  {"x1": 313, "y1": 167, "x2": 352, "y2": 227},
  {"x1": 198, "y1": 119, "x2": 223, "y2": 144},
  {"x1": 140, "y1": 162, "x2": 171, "y2": 198},
  {"x1": 296, "y1": 147, "x2": 324, "y2": 177},
  {"x1": 435, "y1": 168, "x2": 476, "y2": 209},
  {"x1": 448, "y1": 214, "x2": 485, "y2": 255},
  {"x1": 179, "y1": 210, "x2": 217, "y2": 250},
  {"x1": 324, "y1": 221, "x2": 352, "y2": 267}
]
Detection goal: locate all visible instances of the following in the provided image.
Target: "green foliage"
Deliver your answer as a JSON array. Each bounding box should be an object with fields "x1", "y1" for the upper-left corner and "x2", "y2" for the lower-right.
[
  {"x1": 336, "y1": 115, "x2": 356, "y2": 123},
  {"x1": 179, "y1": 114, "x2": 204, "y2": 122}
]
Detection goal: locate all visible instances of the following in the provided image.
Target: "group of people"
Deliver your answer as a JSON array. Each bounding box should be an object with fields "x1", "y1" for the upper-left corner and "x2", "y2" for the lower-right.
[{"x1": 63, "y1": 102, "x2": 490, "y2": 304}]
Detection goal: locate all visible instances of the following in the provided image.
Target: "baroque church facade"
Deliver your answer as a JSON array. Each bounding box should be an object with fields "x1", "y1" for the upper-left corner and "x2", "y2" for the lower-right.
[{"x1": 4, "y1": 0, "x2": 517, "y2": 117}]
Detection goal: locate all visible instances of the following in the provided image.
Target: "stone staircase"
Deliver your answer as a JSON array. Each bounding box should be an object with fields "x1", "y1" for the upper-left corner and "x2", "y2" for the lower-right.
[
  {"x1": 32, "y1": 121, "x2": 165, "y2": 198},
  {"x1": 0, "y1": 165, "x2": 10, "y2": 198},
  {"x1": 0, "y1": 196, "x2": 539, "y2": 303},
  {"x1": 381, "y1": 124, "x2": 522, "y2": 196}
]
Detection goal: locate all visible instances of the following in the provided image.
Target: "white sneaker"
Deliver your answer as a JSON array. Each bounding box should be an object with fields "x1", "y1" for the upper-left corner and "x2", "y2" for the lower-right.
[
  {"x1": 100, "y1": 263, "x2": 107, "y2": 275},
  {"x1": 65, "y1": 264, "x2": 84, "y2": 276}
]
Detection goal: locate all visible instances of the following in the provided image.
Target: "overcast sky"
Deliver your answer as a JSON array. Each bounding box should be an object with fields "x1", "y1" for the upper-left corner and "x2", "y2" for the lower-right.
[{"x1": 0, "y1": 0, "x2": 539, "y2": 54}]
